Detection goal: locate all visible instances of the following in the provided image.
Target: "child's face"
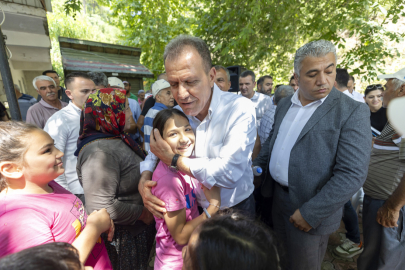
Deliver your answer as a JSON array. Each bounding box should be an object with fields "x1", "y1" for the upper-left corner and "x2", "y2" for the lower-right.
[
  {"x1": 23, "y1": 130, "x2": 64, "y2": 185},
  {"x1": 163, "y1": 114, "x2": 195, "y2": 157}
]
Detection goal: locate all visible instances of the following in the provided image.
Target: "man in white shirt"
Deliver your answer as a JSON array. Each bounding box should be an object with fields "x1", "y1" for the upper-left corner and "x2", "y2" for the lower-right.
[
  {"x1": 44, "y1": 72, "x2": 96, "y2": 204},
  {"x1": 239, "y1": 70, "x2": 272, "y2": 128},
  {"x1": 253, "y1": 40, "x2": 371, "y2": 269},
  {"x1": 257, "y1": 75, "x2": 274, "y2": 96},
  {"x1": 138, "y1": 35, "x2": 256, "y2": 219},
  {"x1": 340, "y1": 72, "x2": 365, "y2": 102}
]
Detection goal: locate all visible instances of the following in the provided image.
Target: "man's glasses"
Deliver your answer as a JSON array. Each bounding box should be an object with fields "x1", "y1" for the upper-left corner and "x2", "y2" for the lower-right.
[{"x1": 366, "y1": 84, "x2": 384, "y2": 90}]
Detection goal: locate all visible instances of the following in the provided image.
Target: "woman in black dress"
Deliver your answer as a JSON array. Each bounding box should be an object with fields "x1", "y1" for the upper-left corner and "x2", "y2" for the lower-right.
[{"x1": 364, "y1": 85, "x2": 388, "y2": 137}]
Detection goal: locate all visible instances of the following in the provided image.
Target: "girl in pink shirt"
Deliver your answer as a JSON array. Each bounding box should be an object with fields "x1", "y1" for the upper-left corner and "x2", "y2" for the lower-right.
[
  {"x1": 151, "y1": 108, "x2": 221, "y2": 270},
  {"x1": 0, "y1": 121, "x2": 114, "y2": 270}
]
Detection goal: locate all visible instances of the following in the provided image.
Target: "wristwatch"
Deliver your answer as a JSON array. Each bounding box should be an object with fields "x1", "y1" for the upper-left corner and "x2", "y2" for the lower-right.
[{"x1": 169, "y1": 154, "x2": 181, "y2": 172}]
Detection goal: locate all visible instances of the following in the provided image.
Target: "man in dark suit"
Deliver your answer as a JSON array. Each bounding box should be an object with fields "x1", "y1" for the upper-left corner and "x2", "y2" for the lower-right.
[{"x1": 253, "y1": 40, "x2": 372, "y2": 270}]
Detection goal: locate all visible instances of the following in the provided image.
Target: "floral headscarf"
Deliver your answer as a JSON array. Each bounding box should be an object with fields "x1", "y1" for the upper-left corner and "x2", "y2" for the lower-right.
[{"x1": 75, "y1": 88, "x2": 146, "y2": 159}]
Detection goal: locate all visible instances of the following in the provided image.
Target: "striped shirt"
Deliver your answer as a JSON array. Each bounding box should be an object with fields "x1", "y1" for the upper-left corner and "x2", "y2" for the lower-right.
[
  {"x1": 363, "y1": 123, "x2": 405, "y2": 200},
  {"x1": 142, "y1": 102, "x2": 167, "y2": 152}
]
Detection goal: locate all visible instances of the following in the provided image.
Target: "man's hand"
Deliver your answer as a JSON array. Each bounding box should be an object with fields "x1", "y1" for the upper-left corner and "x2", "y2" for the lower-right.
[
  {"x1": 376, "y1": 202, "x2": 400, "y2": 228},
  {"x1": 139, "y1": 207, "x2": 155, "y2": 225},
  {"x1": 138, "y1": 171, "x2": 166, "y2": 218},
  {"x1": 150, "y1": 128, "x2": 175, "y2": 165},
  {"x1": 289, "y1": 209, "x2": 312, "y2": 232}
]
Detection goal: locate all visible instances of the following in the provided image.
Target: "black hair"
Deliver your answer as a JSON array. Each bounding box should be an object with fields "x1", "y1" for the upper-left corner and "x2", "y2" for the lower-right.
[
  {"x1": 364, "y1": 86, "x2": 383, "y2": 97},
  {"x1": 187, "y1": 212, "x2": 280, "y2": 270},
  {"x1": 240, "y1": 70, "x2": 256, "y2": 82},
  {"x1": 87, "y1": 72, "x2": 108, "y2": 88},
  {"x1": 290, "y1": 75, "x2": 295, "y2": 82},
  {"x1": 335, "y1": 68, "x2": 349, "y2": 89},
  {"x1": 42, "y1": 70, "x2": 59, "y2": 76},
  {"x1": 257, "y1": 75, "x2": 273, "y2": 87},
  {"x1": 65, "y1": 72, "x2": 92, "y2": 89},
  {"x1": 0, "y1": 242, "x2": 82, "y2": 270},
  {"x1": 152, "y1": 108, "x2": 190, "y2": 138}
]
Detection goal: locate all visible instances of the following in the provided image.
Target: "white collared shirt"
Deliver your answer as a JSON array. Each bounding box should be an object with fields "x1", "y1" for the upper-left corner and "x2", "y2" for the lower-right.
[
  {"x1": 249, "y1": 91, "x2": 272, "y2": 128},
  {"x1": 44, "y1": 102, "x2": 84, "y2": 194},
  {"x1": 269, "y1": 90, "x2": 328, "y2": 186},
  {"x1": 343, "y1": 89, "x2": 365, "y2": 103},
  {"x1": 140, "y1": 85, "x2": 256, "y2": 209}
]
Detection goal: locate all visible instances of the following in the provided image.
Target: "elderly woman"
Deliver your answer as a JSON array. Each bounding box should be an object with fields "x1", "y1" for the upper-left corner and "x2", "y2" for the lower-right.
[
  {"x1": 364, "y1": 84, "x2": 387, "y2": 136},
  {"x1": 76, "y1": 88, "x2": 155, "y2": 270}
]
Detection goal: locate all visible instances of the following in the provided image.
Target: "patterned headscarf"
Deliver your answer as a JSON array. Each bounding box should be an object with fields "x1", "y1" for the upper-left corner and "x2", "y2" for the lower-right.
[{"x1": 75, "y1": 88, "x2": 146, "y2": 159}]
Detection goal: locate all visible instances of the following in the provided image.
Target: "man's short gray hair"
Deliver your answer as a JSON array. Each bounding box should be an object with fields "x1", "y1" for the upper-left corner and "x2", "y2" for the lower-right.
[
  {"x1": 14, "y1": 84, "x2": 20, "y2": 91},
  {"x1": 214, "y1": 65, "x2": 230, "y2": 81},
  {"x1": 164, "y1": 35, "x2": 212, "y2": 74},
  {"x1": 32, "y1": 75, "x2": 56, "y2": 91},
  {"x1": 274, "y1": 85, "x2": 294, "y2": 104},
  {"x1": 392, "y1": 78, "x2": 405, "y2": 90},
  {"x1": 87, "y1": 72, "x2": 108, "y2": 88},
  {"x1": 294, "y1": 40, "x2": 337, "y2": 78}
]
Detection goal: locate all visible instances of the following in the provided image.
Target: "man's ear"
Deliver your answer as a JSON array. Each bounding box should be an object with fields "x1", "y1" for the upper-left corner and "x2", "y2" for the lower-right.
[
  {"x1": 65, "y1": 89, "x2": 73, "y2": 100},
  {"x1": 333, "y1": 81, "x2": 338, "y2": 88},
  {"x1": 398, "y1": 84, "x2": 405, "y2": 97},
  {"x1": 209, "y1": 67, "x2": 216, "y2": 88},
  {"x1": 0, "y1": 162, "x2": 23, "y2": 179}
]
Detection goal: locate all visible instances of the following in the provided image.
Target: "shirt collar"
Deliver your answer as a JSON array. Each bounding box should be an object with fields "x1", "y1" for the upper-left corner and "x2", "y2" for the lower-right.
[
  {"x1": 207, "y1": 84, "x2": 221, "y2": 119},
  {"x1": 154, "y1": 102, "x2": 168, "y2": 110},
  {"x1": 68, "y1": 101, "x2": 82, "y2": 115},
  {"x1": 250, "y1": 91, "x2": 260, "y2": 101},
  {"x1": 291, "y1": 89, "x2": 329, "y2": 107},
  {"x1": 39, "y1": 98, "x2": 62, "y2": 109}
]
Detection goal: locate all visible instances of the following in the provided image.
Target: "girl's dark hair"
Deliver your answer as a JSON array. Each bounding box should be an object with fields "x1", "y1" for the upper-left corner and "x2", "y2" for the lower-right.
[
  {"x1": 152, "y1": 108, "x2": 190, "y2": 138},
  {"x1": 0, "y1": 121, "x2": 40, "y2": 191},
  {"x1": 364, "y1": 86, "x2": 383, "y2": 97},
  {"x1": 0, "y1": 242, "x2": 82, "y2": 270},
  {"x1": 187, "y1": 212, "x2": 280, "y2": 270}
]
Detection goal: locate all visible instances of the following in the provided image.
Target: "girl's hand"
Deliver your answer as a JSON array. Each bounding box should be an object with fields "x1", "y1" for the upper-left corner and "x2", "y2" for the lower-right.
[
  {"x1": 202, "y1": 185, "x2": 221, "y2": 207},
  {"x1": 87, "y1": 209, "x2": 113, "y2": 236}
]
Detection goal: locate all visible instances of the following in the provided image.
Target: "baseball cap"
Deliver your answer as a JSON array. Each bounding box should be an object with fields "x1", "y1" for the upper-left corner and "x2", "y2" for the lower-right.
[
  {"x1": 123, "y1": 81, "x2": 129, "y2": 84},
  {"x1": 377, "y1": 67, "x2": 405, "y2": 82},
  {"x1": 152, "y1": 79, "x2": 170, "y2": 98},
  {"x1": 108, "y1": 77, "x2": 124, "y2": 88},
  {"x1": 138, "y1": 90, "x2": 145, "y2": 95}
]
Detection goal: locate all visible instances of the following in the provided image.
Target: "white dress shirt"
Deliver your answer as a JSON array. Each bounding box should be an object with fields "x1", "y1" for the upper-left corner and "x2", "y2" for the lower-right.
[
  {"x1": 141, "y1": 85, "x2": 256, "y2": 209},
  {"x1": 44, "y1": 102, "x2": 84, "y2": 194},
  {"x1": 270, "y1": 90, "x2": 328, "y2": 186},
  {"x1": 343, "y1": 89, "x2": 365, "y2": 103},
  {"x1": 250, "y1": 91, "x2": 272, "y2": 129}
]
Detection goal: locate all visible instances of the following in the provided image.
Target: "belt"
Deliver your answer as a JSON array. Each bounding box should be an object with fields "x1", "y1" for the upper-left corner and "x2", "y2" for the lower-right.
[{"x1": 276, "y1": 181, "x2": 289, "y2": 193}]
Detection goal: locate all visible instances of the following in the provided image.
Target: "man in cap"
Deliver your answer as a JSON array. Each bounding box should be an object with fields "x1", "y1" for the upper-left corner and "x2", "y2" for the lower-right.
[
  {"x1": 142, "y1": 79, "x2": 174, "y2": 151},
  {"x1": 358, "y1": 67, "x2": 405, "y2": 270}
]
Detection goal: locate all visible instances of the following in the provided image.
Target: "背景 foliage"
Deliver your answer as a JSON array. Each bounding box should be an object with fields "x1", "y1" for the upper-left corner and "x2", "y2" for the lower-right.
[{"x1": 63, "y1": 0, "x2": 405, "y2": 85}]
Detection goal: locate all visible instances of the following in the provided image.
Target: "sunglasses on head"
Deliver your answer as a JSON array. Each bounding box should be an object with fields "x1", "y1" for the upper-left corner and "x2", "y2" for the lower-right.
[{"x1": 366, "y1": 84, "x2": 384, "y2": 90}]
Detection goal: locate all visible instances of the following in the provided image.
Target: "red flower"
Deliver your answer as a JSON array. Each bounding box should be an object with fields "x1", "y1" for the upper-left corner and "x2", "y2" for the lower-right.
[{"x1": 85, "y1": 107, "x2": 92, "y2": 114}]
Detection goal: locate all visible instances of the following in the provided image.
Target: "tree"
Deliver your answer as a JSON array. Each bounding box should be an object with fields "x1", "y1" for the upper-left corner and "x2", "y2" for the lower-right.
[
  {"x1": 96, "y1": 0, "x2": 196, "y2": 83},
  {"x1": 195, "y1": 0, "x2": 405, "y2": 84},
  {"x1": 48, "y1": 0, "x2": 119, "y2": 82}
]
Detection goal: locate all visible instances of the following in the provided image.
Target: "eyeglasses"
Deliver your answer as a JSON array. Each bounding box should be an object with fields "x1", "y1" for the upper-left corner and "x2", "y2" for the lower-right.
[{"x1": 366, "y1": 84, "x2": 384, "y2": 90}]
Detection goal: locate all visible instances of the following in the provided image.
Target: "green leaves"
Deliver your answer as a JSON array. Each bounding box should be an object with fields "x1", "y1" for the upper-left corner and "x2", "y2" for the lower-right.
[
  {"x1": 58, "y1": 0, "x2": 404, "y2": 87},
  {"x1": 63, "y1": 0, "x2": 82, "y2": 19}
]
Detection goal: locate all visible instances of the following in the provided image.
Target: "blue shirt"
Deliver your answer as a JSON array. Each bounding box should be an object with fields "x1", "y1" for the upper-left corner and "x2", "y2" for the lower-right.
[
  {"x1": 18, "y1": 94, "x2": 37, "y2": 121},
  {"x1": 128, "y1": 98, "x2": 142, "y2": 141},
  {"x1": 142, "y1": 102, "x2": 167, "y2": 151}
]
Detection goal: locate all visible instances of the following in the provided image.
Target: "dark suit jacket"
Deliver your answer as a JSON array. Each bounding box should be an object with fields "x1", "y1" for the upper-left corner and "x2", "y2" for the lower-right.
[{"x1": 253, "y1": 88, "x2": 372, "y2": 235}]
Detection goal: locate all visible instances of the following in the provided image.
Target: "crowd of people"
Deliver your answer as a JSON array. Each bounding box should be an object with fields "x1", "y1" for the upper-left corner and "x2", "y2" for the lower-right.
[{"x1": 0, "y1": 35, "x2": 404, "y2": 270}]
